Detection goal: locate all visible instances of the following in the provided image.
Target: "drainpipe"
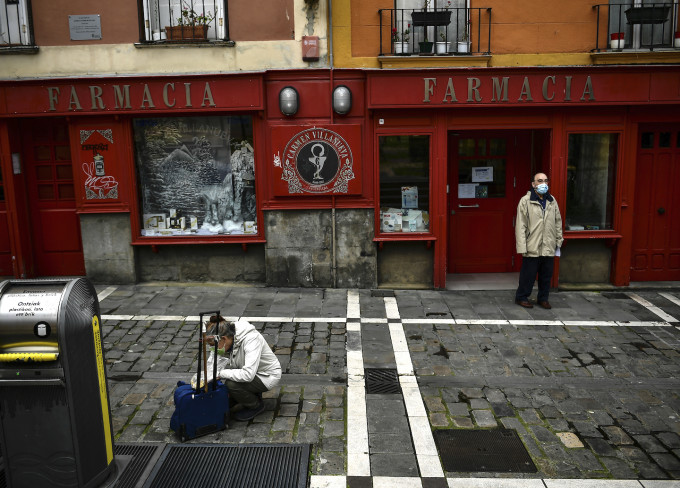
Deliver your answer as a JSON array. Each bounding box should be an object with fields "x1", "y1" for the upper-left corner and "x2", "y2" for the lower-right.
[
  {"x1": 328, "y1": 0, "x2": 338, "y2": 288},
  {"x1": 328, "y1": 0, "x2": 333, "y2": 68}
]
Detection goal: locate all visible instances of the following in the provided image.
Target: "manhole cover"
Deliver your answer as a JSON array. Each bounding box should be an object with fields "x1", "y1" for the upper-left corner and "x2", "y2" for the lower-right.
[
  {"x1": 365, "y1": 368, "x2": 401, "y2": 394},
  {"x1": 142, "y1": 444, "x2": 310, "y2": 488},
  {"x1": 433, "y1": 429, "x2": 537, "y2": 473}
]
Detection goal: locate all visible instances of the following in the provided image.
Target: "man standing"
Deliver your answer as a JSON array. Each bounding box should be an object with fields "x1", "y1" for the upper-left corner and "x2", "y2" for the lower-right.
[{"x1": 515, "y1": 172, "x2": 563, "y2": 309}]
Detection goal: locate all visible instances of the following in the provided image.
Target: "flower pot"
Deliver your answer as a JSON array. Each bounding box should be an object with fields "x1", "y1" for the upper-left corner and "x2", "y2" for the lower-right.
[
  {"x1": 165, "y1": 25, "x2": 209, "y2": 41},
  {"x1": 394, "y1": 42, "x2": 410, "y2": 54},
  {"x1": 435, "y1": 41, "x2": 450, "y2": 54},
  {"x1": 418, "y1": 41, "x2": 433, "y2": 54},
  {"x1": 675, "y1": 33, "x2": 680, "y2": 48},
  {"x1": 411, "y1": 10, "x2": 452, "y2": 27},
  {"x1": 610, "y1": 32, "x2": 625, "y2": 50},
  {"x1": 457, "y1": 41, "x2": 470, "y2": 54},
  {"x1": 624, "y1": 6, "x2": 670, "y2": 24}
]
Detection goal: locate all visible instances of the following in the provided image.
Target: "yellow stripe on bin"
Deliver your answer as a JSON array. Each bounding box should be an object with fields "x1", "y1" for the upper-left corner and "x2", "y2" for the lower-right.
[
  {"x1": 0, "y1": 352, "x2": 58, "y2": 362},
  {"x1": 92, "y1": 315, "x2": 114, "y2": 465}
]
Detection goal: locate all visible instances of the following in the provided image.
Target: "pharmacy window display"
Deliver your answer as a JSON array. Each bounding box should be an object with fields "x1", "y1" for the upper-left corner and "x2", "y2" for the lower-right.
[
  {"x1": 133, "y1": 116, "x2": 257, "y2": 237},
  {"x1": 378, "y1": 135, "x2": 430, "y2": 233},
  {"x1": 566, "y1": 133, "x2": 617, "y2": 231}
]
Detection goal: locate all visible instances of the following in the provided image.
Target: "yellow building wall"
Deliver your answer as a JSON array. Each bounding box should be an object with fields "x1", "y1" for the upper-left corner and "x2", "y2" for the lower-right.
[{"x1": 331, "y1": 0, "x2": 677, "y2": 68}]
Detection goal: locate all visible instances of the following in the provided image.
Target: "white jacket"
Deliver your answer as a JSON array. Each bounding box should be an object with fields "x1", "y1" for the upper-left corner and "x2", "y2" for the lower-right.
[{"x1": 214, "y1": 319, "x2": 281, "y2": 390}]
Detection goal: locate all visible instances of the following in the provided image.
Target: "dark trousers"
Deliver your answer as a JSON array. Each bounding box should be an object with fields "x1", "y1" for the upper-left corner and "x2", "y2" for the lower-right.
[
  {"x1": 224, "y1": 376, "x2": 268, "y2": 409},
  {"x1": 515, "y1": 256, "x2": 554, "y2": 303}
]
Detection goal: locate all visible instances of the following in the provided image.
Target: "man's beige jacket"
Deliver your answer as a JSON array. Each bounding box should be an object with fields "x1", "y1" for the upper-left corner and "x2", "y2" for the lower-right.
[{"x1": 515, "y1": 190, "x2": 564, "y2": 257}]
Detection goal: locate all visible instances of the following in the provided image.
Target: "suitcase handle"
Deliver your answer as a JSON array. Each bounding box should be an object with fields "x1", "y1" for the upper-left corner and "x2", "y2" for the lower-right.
[
  {"x1": 197, "y1": 311, "x2": 221, "y2": 394},
  {"x1": 212, "y1": 330, "x2": 219, "y2": 391}
]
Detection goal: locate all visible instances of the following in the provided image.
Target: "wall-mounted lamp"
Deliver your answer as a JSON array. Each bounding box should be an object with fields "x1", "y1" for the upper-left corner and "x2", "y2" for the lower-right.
[
  {"x1": 332, "y1": 85, "x2": 352, "y2": 115},
  {"x1": 279, "y1": 86, "x2": 299, "y2": 116}
]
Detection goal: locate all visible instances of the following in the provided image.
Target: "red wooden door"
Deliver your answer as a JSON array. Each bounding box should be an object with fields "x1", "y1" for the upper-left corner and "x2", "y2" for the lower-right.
[
  {"x1": 0, "y1": 160, "x2": 11, "y2": 276},
  {"x1": 22, "y1": 119, "x2": 85, "y2": 276},
  {"x1": 630, "y1": 127, "x2": 680, "y2": 281},
  {"x1": 447, "y1": 132, "x2": 531, "y2": 273}
]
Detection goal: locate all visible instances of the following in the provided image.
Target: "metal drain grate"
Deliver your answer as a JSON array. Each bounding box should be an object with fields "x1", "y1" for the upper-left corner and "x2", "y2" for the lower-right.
[
  {"x1": 371, "y1": 289, "x2": 395, "y2": 297},
  {"x1": 602, "y1": 292, "x2": 630, "y2": 300},
  {"x1": 142, "y1": 444, "x2": 310, "y2": 488},
  {"x1": 114, "y1": 443, "x2": 165, "y2": 488},
  {"x1": 365, "y1": 368, "x2": 401, "y2": 394},
  {"x1": 0, "y1": 444, "x2": 164, "y2": 488},
  {"x1": 433, "y1": 429, "x2": 537, "y2": 473}
]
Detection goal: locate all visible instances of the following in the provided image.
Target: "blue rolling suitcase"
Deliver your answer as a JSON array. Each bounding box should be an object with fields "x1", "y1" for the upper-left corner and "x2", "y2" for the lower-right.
[{"x1": 170, "y1": 311, "x2": 230, "y2": 442}]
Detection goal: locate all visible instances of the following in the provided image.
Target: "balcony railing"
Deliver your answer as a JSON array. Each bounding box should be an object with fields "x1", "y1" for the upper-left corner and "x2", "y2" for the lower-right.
[
  {"x1": 379, "y1": 7, "x2": 492, "y2": 56},
  {"x1": 1, "y1": 0, "x2": 35, "y2": 50},
  {"x1": 138, "y1": 0, "x2": 229, "y2": 43},
  {"x1": 593, "y1": 2, "x2": 679, "y2": 52}
]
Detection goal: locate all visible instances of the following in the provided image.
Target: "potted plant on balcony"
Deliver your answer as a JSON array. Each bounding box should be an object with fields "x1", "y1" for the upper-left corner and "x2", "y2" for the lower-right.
[
  {"x1": 435, "y1": 30, "x2": 450, "y2": 54},
  {"x1": 419, "y1": 30, "x2": 433, "y2": 54},
  {"x1": 610, "y1": 32, "x2": 625, "y2": 50},
  {"x1": 411, "y1": 0, "x2": 452, "y2": 27},
  {"x1": 624, "y1": 5, "x2": 671, "y2": 24},
  {"x1": 165, "y1": 2, "x2": 215, "y2": 41},
  {"x1": 457, "y1": 28, "x2": 470, "y2": 54},
  {"x1": 392, "y1": 24, "x2": 410, "y2": 54}
]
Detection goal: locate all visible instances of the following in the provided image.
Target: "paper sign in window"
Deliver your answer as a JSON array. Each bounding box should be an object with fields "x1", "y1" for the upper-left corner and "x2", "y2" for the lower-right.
[
  {"x1": 401, "y1": 186, "x2": 418, "y2": 209},
  {"x1": 472, "y1": 166, "x2": 493, "y2": 183},
  {"x1": 458, "y1": 183, "x2": 477, "y2": 199}
]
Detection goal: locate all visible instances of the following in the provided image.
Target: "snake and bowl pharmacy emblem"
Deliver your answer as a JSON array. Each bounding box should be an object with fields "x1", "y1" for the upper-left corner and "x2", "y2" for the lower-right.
[{"x1": 281, "y1": 128, "x2": 355, "y2": 194}]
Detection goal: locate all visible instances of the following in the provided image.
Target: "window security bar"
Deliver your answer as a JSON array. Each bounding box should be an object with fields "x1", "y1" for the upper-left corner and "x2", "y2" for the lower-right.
[
  {"x1": 378, "y1": 7, "x2": 492, "y2": 57},
  {"x1": 0, "y1": 0, "x2": 35, "y2": 49},
  {"x1": 138, "y1": 0, "x2": 229, "y2": 43},
  {"x1": 593, "y1": 2, "x2": 679, "y2": 52}
]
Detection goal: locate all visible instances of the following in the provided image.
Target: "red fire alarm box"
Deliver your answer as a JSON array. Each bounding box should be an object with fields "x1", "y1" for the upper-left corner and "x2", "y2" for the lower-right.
[{"x1": 302, "y1": 36, "x2": 319, "y2": 61}]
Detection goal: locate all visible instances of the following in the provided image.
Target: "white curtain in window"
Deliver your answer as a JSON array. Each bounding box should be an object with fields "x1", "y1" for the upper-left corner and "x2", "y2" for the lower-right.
[
  {"x1": 608, "y1": 0, "x2": 675, "y2": 48},
  {"x1": 394, "y1": 0, "x2": 468, "y2": 44},
  {"x1": 0, "y1": 0, "x2": 31, "y2": 46}
]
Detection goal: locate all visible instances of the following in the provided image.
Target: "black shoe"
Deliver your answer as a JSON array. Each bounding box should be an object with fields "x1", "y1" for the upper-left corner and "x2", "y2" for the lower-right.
[
  {"x1": 515, "y1": 299, "x2": 533, "y2": 308},
  {"x1": 233, "y1": 400, "x2": 265, "y2": 421},
  {"x1": 538, "y1": 301, "x2": 552, "y2": 309}
]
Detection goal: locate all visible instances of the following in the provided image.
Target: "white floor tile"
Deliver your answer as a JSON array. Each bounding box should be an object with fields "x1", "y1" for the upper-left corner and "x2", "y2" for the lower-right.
[
  {"x1": 309, "y1": 475, "x2": 347, "y2": 488},
  {"x1": 448, "y1": 479, "x2": 546, "y2": 488},
  {"x1": 639, "y1": 481, "x2": 680, "y2": 487},
  {"x1": 373, "y1": 477, "x2": 423, "y2": 488},
  {"x1": 544, "y1": 480, "x2": 642, "y2": 488}
]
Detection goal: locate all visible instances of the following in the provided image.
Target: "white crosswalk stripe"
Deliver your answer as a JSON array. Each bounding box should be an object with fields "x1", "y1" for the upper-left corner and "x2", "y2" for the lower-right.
[{"x1": 627, "y1": 292, "x2": 678, "y2": 323}]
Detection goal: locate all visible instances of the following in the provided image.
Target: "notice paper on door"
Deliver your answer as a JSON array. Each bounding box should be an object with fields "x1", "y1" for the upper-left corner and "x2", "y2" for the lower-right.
[
  {"x1": 472, "y1": 166, "x2": 493, "y2": 182},
  {"x1": 458, "y1": 183, "x2": 477, "y2": 199}
]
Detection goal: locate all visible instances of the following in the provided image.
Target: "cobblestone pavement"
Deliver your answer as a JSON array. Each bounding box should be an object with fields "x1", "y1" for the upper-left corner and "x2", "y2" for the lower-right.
[{"x1": 96, "y1": 284, "x2": 680, "y2": 487}]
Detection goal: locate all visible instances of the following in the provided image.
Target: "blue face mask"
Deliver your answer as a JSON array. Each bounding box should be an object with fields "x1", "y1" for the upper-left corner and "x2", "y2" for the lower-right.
[{"x1": 535, "y1": 183, "x2": 549, "y2": 195}]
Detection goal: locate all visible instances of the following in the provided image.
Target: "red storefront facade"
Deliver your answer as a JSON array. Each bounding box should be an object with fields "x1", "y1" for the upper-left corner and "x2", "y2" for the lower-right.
[{"x1": 1, "y1": 66, "x2": 679, "y2": 288}]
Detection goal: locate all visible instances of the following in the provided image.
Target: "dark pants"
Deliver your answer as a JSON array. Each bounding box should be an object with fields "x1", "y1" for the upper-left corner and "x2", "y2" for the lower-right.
[
  {"x1": 225, "y1": 376, "x2": 268, "y2": 409},
  {"x1": 515, "y1": 256, "x2": 554, "y2": 303}
]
